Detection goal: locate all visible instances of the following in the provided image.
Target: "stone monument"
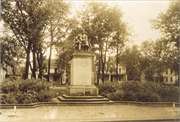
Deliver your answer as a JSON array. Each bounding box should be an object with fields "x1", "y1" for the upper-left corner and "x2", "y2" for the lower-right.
[{"x1": 67, "y1": 30, "x2": 98, "y2": 96}]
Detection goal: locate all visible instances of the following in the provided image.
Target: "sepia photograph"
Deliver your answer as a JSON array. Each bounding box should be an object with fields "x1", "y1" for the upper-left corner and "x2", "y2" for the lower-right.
[{"x1": 0, "y1": 0, "x2": 179, "y2": 121}]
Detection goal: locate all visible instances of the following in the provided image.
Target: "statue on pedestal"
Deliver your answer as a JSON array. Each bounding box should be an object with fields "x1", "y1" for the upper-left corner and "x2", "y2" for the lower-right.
[{"x1": 74, "y1": 30, "x2": 92, "y2": 51}]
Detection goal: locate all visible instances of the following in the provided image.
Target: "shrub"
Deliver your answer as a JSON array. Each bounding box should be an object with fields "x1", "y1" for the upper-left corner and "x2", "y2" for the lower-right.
[
  {"x1": 1, "y1": 77, "x2": 53, "y2": 104},
  {"x1": 98, "y1": 81, "x2": 118, "y2": 96},
  {"x1": 106, "y1": 90, "x2": 124, "y2": 101},
  {"x1": 99, "y1": 81, "x2": 179, "y2": 102}
]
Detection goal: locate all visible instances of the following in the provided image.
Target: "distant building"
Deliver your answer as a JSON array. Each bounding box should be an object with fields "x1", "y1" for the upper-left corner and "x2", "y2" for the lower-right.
[
  {"x1": 43, "y1": 59, "x2": 60, "y2": 83},
  {"x1": 141, "y1": 68, "x2": 179, "y2": 85},
  {"x1": 104, "y1": 65, "x2": 127, "y2": 82},
  {"x1": 98, "y1": 61, "x2": 127, "y2": 84},
  {"x1": 153, "y1": 68, "x2": 179, "y2": 85},
  {"x1": 43, "y1": 59, "x2": 66, "y2": 86}
]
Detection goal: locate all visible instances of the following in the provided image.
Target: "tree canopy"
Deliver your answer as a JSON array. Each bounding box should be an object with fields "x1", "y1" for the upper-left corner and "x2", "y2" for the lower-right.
[
  {"x1": 150, "y1": 1, "x2": 179, "y2": 47},
  {"x1": 149, "y1": 1, "x2": 179, "y2": 77}
]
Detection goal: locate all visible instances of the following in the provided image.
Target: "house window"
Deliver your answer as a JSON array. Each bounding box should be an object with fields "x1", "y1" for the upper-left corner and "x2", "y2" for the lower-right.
[
  {"x1": 55, "y1": 68, "x2": 57, "y2": 73},
  {"x1": 166, "y1": 77, "x2": 168, "y2": 82},
  {"x1": 45, "y1": 68, "x2": 47, "y2": 72},
  {"x1": 171, "y1": 77, "x2": 172, "y2": 82},
  {"x1": 155, "y1": 78, "x2": 158, "y2": 83},
  {"x1": 110, "y1": 67, "x2": 112, "y2": 73},
  {"x1": 119, "y1": 68, "x2": 121, "y2": 73},
  {"x1": 119, "y1": 76, "x2": 121, "y2": 81},
  {"x1": 166, "y1": 70, "x2": 168, "y2": 74},
  {"x1": 171, "y1": 70, "x2": 173, "y2": 74}
]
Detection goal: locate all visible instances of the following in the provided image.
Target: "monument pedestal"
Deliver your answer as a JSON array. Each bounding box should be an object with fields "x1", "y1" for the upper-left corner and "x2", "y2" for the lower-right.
[
  {"x1": 67, "y1": 52, "x2": 98, "y2": 96},
  {"x1": 67, "y1": 85, "x2": 98, "y2": 96},
  {"x1": 58, "y1": 34, "x2": 109, "y2": 102}
]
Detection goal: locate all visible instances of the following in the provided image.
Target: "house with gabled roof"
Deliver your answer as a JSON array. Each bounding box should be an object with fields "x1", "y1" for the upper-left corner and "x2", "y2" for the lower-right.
[
  {"x1": 153, "y1": 68, "x2": 179, "y2": 85},
  {"x1": 97, "y1": 58, "x2": 127, "y2": 84},
  {"x1": 141, "y1": 68, "x2": 179, "y2": 85}
]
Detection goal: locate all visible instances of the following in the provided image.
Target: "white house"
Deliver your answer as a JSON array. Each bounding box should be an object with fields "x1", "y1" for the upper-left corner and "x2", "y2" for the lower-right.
[
  {"x1": 141, "y1": 68, "x2": 179, "y2": 85},
  {"x1": 98, "y1": 63, "x2": 127, "y2": 84},
  {"x1": 153, "y1": 68, "x2": 179, "y2": 84}
]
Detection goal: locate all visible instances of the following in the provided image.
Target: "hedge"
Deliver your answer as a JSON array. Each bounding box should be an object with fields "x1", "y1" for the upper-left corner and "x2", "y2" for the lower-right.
[
  {"x1": 1, "y1": 77, "x2": 53, "y2": 104},
  {"x1": 98, "y1": 81, "x2": 179, "y2": 102}
]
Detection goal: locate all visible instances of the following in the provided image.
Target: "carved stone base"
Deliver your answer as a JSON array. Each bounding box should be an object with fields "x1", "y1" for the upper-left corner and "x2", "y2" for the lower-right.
[
  {"x1": 67, "y1": 85, "x2": 98, "y2": 96},
  {"x1": 68, "y1": 52, "x2": 99, "y2": 96}
]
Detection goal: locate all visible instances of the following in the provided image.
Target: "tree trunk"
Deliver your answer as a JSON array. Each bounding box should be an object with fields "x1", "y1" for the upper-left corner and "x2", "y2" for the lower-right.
[
  {"x1": 102, "y1": 61, "x2": 105, "y2": 83},
  {"x1": 39, "y1": 48, "x2": 43, "y2": 79},
  {"x1": 25, "y1": 3, "x2": 32, "y2": 79},
  {"x1": 32, "y1": 44, "x2": 36, "y2": 78},
  {"x1": 37, "y1": 48, "x2": 43, "y2": 80},
  {"x1": 100, "y1": 46, "x2": 104, "y2": 83},
  {"x1": 48, "y1": 45, "x2": 52, "y2": 82},
  {"x1": 24, "y1": 43, "x2": 31, "y2": 79},
  {"x1": 116, "y1": 45, "x2": 119, "y2": 82},
  {"x1": 48, "y1": 25, "x2": 53, "y2": 82},
  {"x1": 103, "y1": 36, "x2": 108, "y2": 82}
]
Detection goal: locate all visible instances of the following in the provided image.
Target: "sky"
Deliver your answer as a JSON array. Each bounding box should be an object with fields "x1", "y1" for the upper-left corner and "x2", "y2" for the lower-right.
[{"x1": 71, "y1": 0, "x2": 170, "y2": 45}]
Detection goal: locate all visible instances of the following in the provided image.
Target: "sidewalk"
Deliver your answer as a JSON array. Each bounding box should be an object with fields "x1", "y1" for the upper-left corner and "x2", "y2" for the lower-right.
[{"x1": 0, "y1": 104, "x2": 179, "y2": 121}]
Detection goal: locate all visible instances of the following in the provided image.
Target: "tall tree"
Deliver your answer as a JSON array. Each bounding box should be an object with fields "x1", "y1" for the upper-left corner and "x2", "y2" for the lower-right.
[
  {"x1": 111, "y1": 24, "x2": 131, "y2": 81},
  {"x1": 1, "y1": 1, "x2": 51, "y2": 79},
  {"x1": 1, "y1": 34, "x2": 25, "y2": 75},
  {"x1": 1, "y1": 23, "x2": 25, "y2": 74},
  {"x1": 56, "y1": 40, "x2": 74, "y2": 84},
  {"x1": 139, "y1": 38, "x2": 176, "y2": 81},
  {"x1": 150, "y1": 1, "x2": 179, "y2": 47},
  {"x1": 120, "y1": 45, "x2": 141, "y2": 81},
  {"x1": 150, "y1": 1, "x2": 179, "y2": 76},
  {"x1": 44, "y1": 1, "x2": 72, "y2": 82}
]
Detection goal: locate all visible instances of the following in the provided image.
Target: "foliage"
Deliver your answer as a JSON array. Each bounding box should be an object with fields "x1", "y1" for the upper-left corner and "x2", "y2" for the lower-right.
[
  {"x1": 139, "y1": 38, "x2": 179, "y2": 81},
  {"x1": 98, "y1": 81, "x2": 120, "y2": 96},
  {"x1": 149, "y1": 1, "x2": 179, "y2": 76},
  {"x1": 1, "y1": 1, "x2": 53, "y2": 79},
  {"x1": 45, "y1": 1, "x2": 72, "y2": 82},
  {"x1": 120, "y1": 45, "x2": 141, "y2": 81},
  {"x1": 99, "y1": 81, "x2": 179, "y2": 102},
  {"x1": 150, "y1": 1, "x2": 179, "y2": 47},
  {"x1": 56, "y1": 41, "x2": 74, "y2": 82},
  {"x1": 1, "y1": 78, "x2": 53, "y2": 104},
  {"x1": 1, "y1": 24, "x2": 25, "y2": 74}
]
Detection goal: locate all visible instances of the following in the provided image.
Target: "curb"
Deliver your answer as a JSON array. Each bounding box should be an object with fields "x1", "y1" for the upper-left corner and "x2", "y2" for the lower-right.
[
  {"x1": 110, "y1": 101, "x2": 180, "y2": 107},
  {"x1": 0, "y1": 100, "x2": 179, "y2": 109}
]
